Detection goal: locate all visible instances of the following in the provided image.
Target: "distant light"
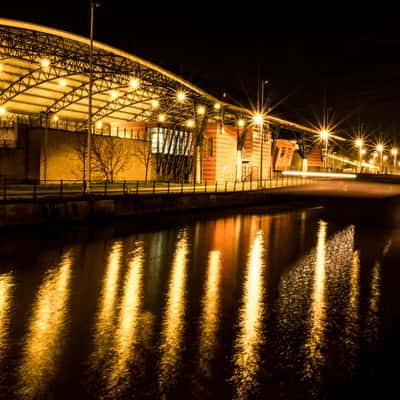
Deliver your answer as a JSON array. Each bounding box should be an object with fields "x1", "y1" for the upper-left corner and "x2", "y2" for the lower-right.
[
  {"x1": 355, "y1": 138, "x2": 363, "y2": 148},
  {"x1": 373, "y1": 152, "x2": 378, "y2": 158},
  {"x1": 391, "y1": 148, "x2": 398, "y2": 155},
  {"x1": 95, "y1": 121, "x2": 103, "y2": 129},
  {"x1": 151, "y1": 99, "x2": 159, "y2": 109},
  {"x1": 52, "y1": 115, "x2": 59, "y2": 122},
  {"x1": 186, "y1": 119, "x2": 194, "y2": 128},
  {"x1": 177, "y1": 91, "x2": 186, "y2": 103},
  {"x1": 197, "y1": 105, "x2": 205, "y2": 115},
  {"x1": 158, "y1": 113, "x2": 166, "y2": 122},
  {"x1": 282, "y1": 171, "x2": 357, "y2": 179},
  {"x1": 214, "y1": 102, "x2": 221, "y2": 110},
  {"x1": 129, "y1": 78, "x2": 140, "y2": 89},
  {"x1": 383, "y1": 155, "x2": 388, "y2": 161},
  {"x1": 320, "y1": 129, "x2": 329, "y2": 140},
  {"x1": 376, "y1": 144, "x2": 384, "y2": 152},
  {"x1": 238, "y1": 119, "x2": 245, "y2": 128},
  {"x1": 0, "y1": 106, "x2": 6, "y2": 115},
  {"x1": 110, "y1": 90, "x2": 119, "y2": 100},
  {"x1": 41, "y1": 59, "x2": 50, "y2": 68},
  {"x1": 58, "y1": 79, "x2": 67, "y2": 87},
  {"x1": 361, "y1": 148, "x2": 366, "y2": 155},
  {"x1": 253, "y1": 113, "x2": 263, "y2": 125}
]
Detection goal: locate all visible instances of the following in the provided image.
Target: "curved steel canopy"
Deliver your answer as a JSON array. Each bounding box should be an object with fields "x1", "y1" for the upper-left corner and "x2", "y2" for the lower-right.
[{"x1": 0, "y1": 18, "x2": 319, "y2": 135}]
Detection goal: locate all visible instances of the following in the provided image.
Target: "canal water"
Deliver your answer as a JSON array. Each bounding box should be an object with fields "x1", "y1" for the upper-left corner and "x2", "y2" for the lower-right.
[{"x1": 0, "y1": 204, "x2": 399, "y2": 399}]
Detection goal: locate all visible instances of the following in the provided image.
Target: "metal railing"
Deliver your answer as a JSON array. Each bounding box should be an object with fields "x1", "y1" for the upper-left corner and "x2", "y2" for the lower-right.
[{"x1": 0, "y1": 173, "x2": 335, "y2": 202}]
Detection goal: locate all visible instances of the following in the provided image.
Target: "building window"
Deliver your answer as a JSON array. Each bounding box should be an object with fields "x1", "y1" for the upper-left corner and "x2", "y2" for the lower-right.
[{"x1": 207, "y1": 137, "x2": 213, "y2": 157}]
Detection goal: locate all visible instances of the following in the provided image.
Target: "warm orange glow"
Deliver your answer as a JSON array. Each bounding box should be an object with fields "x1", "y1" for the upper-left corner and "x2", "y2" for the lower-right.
[
  {"x1": 158, "y1": 113, "x2": 166, "y2": 122},
  {"x1": 197, "y1": 105, "x2": 206, "y2": 115},
  {"x1": 0, "y1": 272, "x2": 13, "y2": 361},
  {"x1": 40, "y1": 58, "x2": 50, "y2": 68},
  {"x1": 383, "y1": 155, "x2": 388, "y2": 161},
  {"x1": 52, "y1": 115, "x2": 59, "y2": 122},
  {"x1": 320, "y1": 129, "x2": 329, "y2": 140},
  {"x1": 151, "y1": 99, "x2": 159, "y2": 109},
  {"x1": 214, "y1": 102, "x2": 221, "y2": 110},
  {"x1": 186, "y1": 119, "x2": 194, "y2": 128},
  {"x1": 376, "y1": 144, "x2": 384, "y2": 152},
  {"x1": 391, "y1": 148, "x2": 398, "y2": 155},
  {"x1": 253, "y1": 113, "x2": 263, "y2": 125},
  {"x1": 238, "y1": 119, "x2": 245, "y2": 128},
  {"x1": 129, "y1": 77, "x2": 140, "y2": 89},
  {"x1": 58, "y1": 78, "x2": 67, "y2": 87},
  {"x1": 95, "y1": 121, "x2": 103, "y2": 129},
  {"x1": 0, "y1": 106, "x2": 6, "y2": 116},
  {"x1": 176, "y1": 90, "x2": 186, "y2": 103},
  {"x1": 355, "y1": 138, "x2": 363, "y2": 148},
  {"x1": 110, "y1": 90, "x2": 119, "y2": 100},
  {"x1": 282, "y1": 171, "x2": 356, "y2": 179}
]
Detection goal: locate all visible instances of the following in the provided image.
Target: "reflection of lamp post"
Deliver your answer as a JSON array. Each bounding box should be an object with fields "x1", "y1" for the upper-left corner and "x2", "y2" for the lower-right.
[{"x1": 320, "y1": 129, "x2": 329, "y2": 170}]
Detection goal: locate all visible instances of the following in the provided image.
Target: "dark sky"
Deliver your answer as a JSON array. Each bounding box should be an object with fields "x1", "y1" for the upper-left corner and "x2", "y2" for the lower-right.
[{"x1": 3, "y1": 2, "x2": 400, "y2": 141}]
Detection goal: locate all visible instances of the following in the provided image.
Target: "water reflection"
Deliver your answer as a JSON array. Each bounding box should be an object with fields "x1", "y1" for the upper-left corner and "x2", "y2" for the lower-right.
[
  {"x1": 108, "y1": 242, "x2": 144, "y2": 390},
  {"x1": 18, "y1": 251, "x2": 73, "y2": 399},
  {"x1": 304, "y1": 220, "x2": 327, "y2": 379},
  {"x1": 198, "y1": 250, "x2": 222, "y2": 377},
  {"x1": 0, "y1": 272, "x2": 13, "y2": 361},
  {"x1": 159, "y1": 230, "x2": 189, "y2": 395},
  {"x1": 91, "y1": 241, "x2": 123, "y2": 369},
  {"x1": 232, "y1": 229, "x2": 266, "y2": 400}
]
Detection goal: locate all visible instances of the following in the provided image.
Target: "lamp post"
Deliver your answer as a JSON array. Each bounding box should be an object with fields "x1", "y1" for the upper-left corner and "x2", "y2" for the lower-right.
[
  {"x1": 355, "y1": 138, "x2": 363, "y2": 173},
  {"x1": 254, "y1": 113, "x2": 263, "y2": 186},
  {"x1": 376, "y1": 144, "x2": 384, "y2": 173},
  {"x1": 391, "y1": 148, "x2": 397, "y2": 173},
  {"x1": 320, "y1": 129, "x2": 329, "y2": 170}
]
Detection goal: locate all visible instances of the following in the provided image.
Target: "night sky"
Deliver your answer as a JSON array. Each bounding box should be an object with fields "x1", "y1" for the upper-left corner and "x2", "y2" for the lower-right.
[{"x1": 3, "y1": 2, "x2": 400, "y2": 144}]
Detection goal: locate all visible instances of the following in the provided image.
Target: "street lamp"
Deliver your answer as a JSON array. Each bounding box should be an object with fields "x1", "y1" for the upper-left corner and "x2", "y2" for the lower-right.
[
  {"x1": 253, "y1": 112, "x2": 263, "y2": 186},
  {"x1": 376, "y1": 143, "x2": 384, "y2": 173},
  {"x1": 320, "y1": 129, "x2": 329, "y2": 170},
  {"x1": 355, "y1": 138, "x2": 363, "y2": 173},
  {"x1": 391, "y1": 148, "x2": 397, "y2": 173}
]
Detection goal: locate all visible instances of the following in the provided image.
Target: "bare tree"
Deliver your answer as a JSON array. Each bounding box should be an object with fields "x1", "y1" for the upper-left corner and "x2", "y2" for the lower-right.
[
  {"x1": 71, "y1": 132, "x2": 87, "y2": 181},
  {"x1": 92, "y1": 135, "x2": 130, "y2": 182},
  {"x1": 132, "y1": 137, "x2": 153, "y2": 183}
]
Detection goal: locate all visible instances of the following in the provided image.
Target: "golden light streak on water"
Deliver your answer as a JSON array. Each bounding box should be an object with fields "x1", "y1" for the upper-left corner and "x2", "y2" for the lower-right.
[
  {"x1": 343, "y1": 249, "x2": 360, "y2": 367},
  {"x1": 232, "y1": 230, "x2": 266, "y2": 400},
  {"x1": 108, "y1": 242, "x2": 144, "y2": 390},
  {"x1": 91, "y1": 241, "x2": 123, "y2": 368},
  {"x1": 0, "y1": 272, "x2": 13, "y2": 361},
  {"x1": 304, "y1": 220, "x2": 327, "y2": 379},
  {"x1": 198, "y1": 250, "x2": 221, "y2": 377},
  {"x1": 158, "y1": 230, "x2": 189, "y2": 395},
  {"x1": 18, "y1": 251, "x2": 73, "y2": 399},
  {"x1": 365, "y1": 260, "x2": 381, "y2": 344}
]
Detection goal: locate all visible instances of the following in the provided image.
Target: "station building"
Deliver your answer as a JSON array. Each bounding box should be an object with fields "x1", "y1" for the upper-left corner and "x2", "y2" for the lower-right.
[{"x1": 0, "y1": 19, "x2": 321, "y2": 184}]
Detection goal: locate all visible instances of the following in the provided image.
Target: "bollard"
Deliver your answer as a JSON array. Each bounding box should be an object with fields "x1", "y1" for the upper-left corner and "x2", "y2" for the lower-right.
[
  {"x1": 181, "y1": 180, "x2": 184, "y2": 193},
  {"x1": 152, "y1": 180, "x2": 156, "y2": 195},
  {"x1": 59, "y1": 180, "x2": 63, "y2": 199},
  {"x1": 136, "y1": 180, "x2": 139, "y2": 196},
  {"x1": 104, "y1": 181, "x2": 108, "y2": 196},
  {"x1": 205, "y1": 181, "x2": 207, "y2": 193},
  {"x1": 167, "y1": 181, "x2": 170, "y2": 194},
  {"x1": 215, "y1": 181, "x2": 218, "y2": 192},
  {"x1": 123, "y1": 180, "x2": 126, "y2": 194}
]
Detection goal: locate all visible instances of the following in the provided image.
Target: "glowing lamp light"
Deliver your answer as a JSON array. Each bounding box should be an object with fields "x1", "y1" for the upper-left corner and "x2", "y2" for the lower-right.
[
  {"x1": 320, "y1": 129, "x2": 329, "y2": 140},
  {"x1": 214, "y1": 102, "x2": 221, "y2": 110},
  {"x1": 355, "y1": 138, "x2": 363, "y2": 148},
  {"x1": 238, "y1": 119, "x2": 245, "y2": 128},
  {"x1": 253, "y1": 113, "x2": 263, "y2": 125},
  {"x1": 40, "y1": 59, "x2": 50, "y2": 68},
  {"x1": 52, "y1": 115, "x2": 59, "y2": 122},
  {"x1": 361, "y1": 148, "x2": 366, "y2": 155},
  {"x1": 186, "y1": 119, "x2": 194, "y2": 128},
  {"x1": 95, "y1": 121, "x2": 103, "y2": 129},
  {"x1": 110, "y1": 90, "x2": 119, "y2": 100},
  {"x1": 383, "y1": 155, "x2": 388, "y2": 161},
  {"x1": 177, "y1": 91, "x2": 186, "y2": 103},
  {"x1": 129, "y1": 78, "x2": 140, "y2": 89},
  {"x1": 58, "y1": 79, "x2": 67, "y2": 88},
  {"x1": 197, "y1": 105, "x2": 206, "y2": 115},
  {"x1": 376, "y1": 144, "x2": 384, "y2": 152},
  {"x1": 391, "y1": 148, "x2": 398, "y2": 155},
  {"x1": 0, "y1": 106, "x2": 6, "y2": 115},
  {"x1": 158, "y1": 114, "x2": 166, "y2": 122},
  {"x1": 151, "y1": 99, "x2": 159, "y2": 109}
]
